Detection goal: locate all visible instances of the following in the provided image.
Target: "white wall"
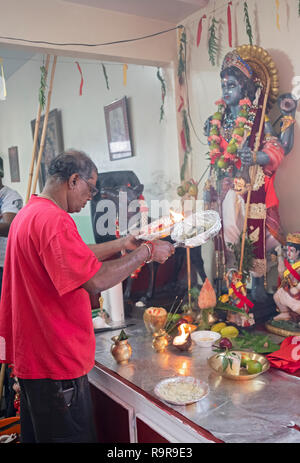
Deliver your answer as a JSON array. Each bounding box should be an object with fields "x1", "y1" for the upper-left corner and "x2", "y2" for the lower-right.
[{"x1": 0, "y1": 53, "x2": 180, "y2": 241}]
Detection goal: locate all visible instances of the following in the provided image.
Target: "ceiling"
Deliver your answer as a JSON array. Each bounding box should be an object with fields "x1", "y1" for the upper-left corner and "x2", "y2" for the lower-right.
[
  {"x1": 62, "y1": 0, "x2": 210, "y2": 23},
  {"x1": 1, "y1": 0, "x2": 210, "y2": 80}
]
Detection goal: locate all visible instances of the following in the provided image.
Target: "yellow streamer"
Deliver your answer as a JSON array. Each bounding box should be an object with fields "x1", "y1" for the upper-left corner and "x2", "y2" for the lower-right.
[
  {"x1": 0, "y1": 58, "x2": 6, "y2": 98},
  {"x1": 123, "y1": 64, "x2": 128, "y2": 86},
  {"x1": 276, "y1": 0, "x2": 280, "y2": 31}
]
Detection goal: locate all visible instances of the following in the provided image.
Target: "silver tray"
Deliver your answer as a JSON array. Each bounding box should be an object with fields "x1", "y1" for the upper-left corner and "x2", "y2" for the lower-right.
[{"x1": 154, "y1": 376, "x2": 209, "y2": 406}]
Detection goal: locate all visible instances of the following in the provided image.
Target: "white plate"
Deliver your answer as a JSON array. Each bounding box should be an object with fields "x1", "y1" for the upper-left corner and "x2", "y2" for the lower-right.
[
  {"x1": 191, "y1": 330, "x2": 221, "y2": 348},
  {"x1": 154, "y1": 376, "x2": 209, "y2": 406}
]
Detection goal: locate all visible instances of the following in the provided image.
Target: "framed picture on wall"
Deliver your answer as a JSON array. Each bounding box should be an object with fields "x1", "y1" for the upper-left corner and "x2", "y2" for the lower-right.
[
  {"x1": 104, "y1": 96, "x2": 133, "y2": 161},
  {"x1": 31, "y1": 108, "x2": 64, "y2": 191},
  {"x1": 8, "y1": 146, "x2": 20, "y2": 182}
]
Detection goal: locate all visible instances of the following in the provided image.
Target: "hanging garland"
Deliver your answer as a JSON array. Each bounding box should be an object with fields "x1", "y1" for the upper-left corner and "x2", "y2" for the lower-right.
[
  {"x1": 156, "y1": 67, "x2": 166, "y2": 122},
  {"x1": 101, "y1": 63, "x2": 110, "y2": 90},
  {"x1": 299, "y1": 0, "x2": 300, "y2": 16},
  {"x1": 208, "y1": 17, "x2": 219, "y2": 66},
  {"x1": 39, "y1": 64, "x2": 47, "y2": 109},
  {"x1": 207, "y1": 97, "x2": 257, "y2": 175},
  {"x1": 180, "y1": 109, "x2": 192, "y2": 181},
  {"x1": 243, "y1": 1, "x2": 253, "y2": 45},
  {"x1": 177, "y1": 27, "x2": 186, "y2": 86}
]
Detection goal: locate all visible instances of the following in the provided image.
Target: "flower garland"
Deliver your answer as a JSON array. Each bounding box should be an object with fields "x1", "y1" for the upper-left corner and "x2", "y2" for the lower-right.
[{"x1": 208, "y1": 97, "x2": 257, "y2": 172}]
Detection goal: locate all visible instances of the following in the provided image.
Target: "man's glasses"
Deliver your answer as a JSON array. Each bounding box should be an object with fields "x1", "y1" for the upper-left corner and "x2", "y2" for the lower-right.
[{"x1": 79, "y1": 176, "x2": 99, "y2": 198}]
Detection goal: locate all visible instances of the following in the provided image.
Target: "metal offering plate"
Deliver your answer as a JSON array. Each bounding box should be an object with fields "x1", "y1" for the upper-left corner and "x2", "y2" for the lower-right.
[
  {"x1": 208, "y1": 351, "x2": 270, "y2": 381},
  {"x1": 135, "y1": 216, "x2": 174, "y2": 240},
  {"x1": 154, "y1": 376, "x2": 209, "y2": 405},
  {"x1": 171, "y1": 210, "x2": 221, "y2": 248}
]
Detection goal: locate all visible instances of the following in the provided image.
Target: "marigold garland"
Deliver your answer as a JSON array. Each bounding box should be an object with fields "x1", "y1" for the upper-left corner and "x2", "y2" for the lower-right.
[{"x1": 208, "y1": 97, "x2": 257, "y2": 173}]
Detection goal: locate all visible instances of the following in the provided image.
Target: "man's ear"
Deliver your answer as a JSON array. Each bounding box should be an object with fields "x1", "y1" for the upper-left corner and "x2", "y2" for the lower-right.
[{"x1": 69, "y1": 173, "x2": 79, "y2": 189}]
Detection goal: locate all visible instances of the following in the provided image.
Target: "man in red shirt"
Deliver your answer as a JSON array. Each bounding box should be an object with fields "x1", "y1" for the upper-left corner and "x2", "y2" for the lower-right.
[{"x1": 0, "y1": 150, "x2": 174, "y2": 442}]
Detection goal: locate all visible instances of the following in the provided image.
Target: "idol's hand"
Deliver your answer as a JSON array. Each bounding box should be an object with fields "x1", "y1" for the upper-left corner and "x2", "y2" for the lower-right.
[{"x1": 238, "y1": 146, "x2": 253, "y2": 166}]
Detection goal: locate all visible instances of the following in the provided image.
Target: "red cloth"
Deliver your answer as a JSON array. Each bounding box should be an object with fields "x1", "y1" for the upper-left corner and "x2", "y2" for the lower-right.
[
  {"x1": 0, "y1": 195, "x2": 102, "y2": 380},
  {"x1": 267, "y1": 336, "x2": 300, "y2": 374}
]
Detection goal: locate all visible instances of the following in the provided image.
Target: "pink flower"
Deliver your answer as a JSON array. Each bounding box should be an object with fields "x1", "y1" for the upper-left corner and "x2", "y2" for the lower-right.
[
  {"x1": 224, "y1": 151, "x2": 236, "y2": 161},
  {"x1": 232, "y1": 134, "x2": 243, "y2": 143},
  {"x1": 211, "y1": 119, "x2": 221, "y2": 128},
  {"x1": 239, "y1": 98, "x2": 251, "y2": 107},
  {"x1": 215, "y1": 99, "x2": 226, "y2": 107},
  {"x1": 235, "y1": 117, "x2": 247, "y2": 125},
  {"x1": 210, "y1": 149, "x2": 222, "y2": 157},
  {"x1": 208, "y1": 135, "x2": 221, "y2": 143}
]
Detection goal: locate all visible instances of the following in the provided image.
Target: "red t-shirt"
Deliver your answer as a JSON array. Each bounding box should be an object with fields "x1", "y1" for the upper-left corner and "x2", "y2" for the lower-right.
[{"x1": 0, "y1": 195, "x2": 102, "y2": 379}]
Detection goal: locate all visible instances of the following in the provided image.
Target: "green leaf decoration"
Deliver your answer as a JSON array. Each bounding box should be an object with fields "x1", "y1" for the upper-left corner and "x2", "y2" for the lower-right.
[
  {"x1": 299, "y1": 0, "x2": 300, "y2": 16},
  {"x1": 232, "y1": 330, "x2": 280, "y2": 354},
  {"x1": 243, "y1": 1, "x2": 253, "y2": 45},
  {"x1": 216, "y1": 301, "x2": 249, "y2": 317},
  {"x1": 208, "y1": 17, "x2": 219, "y2": 66},
  {"x1": 180, "y1": 152, "x2": 188, "y2": 181},
  {"x1": 182, "y1": 109, "x2": 191, "y2": 152},
  {"x1": 39, "y1": 65, "x2": 47, "y2": 109},
  {"x1": 101, "y1": 63, "x2": 110, "y2": 90},
  {"x1": 177, "y1": 29, "x2": 186, "y2": 86},
  {"x1": 156, "y1": 67, "x2": 166, "y2": 122},
  {"x1": 118, "y1": 329, "x2": 128, "y2": 341}
]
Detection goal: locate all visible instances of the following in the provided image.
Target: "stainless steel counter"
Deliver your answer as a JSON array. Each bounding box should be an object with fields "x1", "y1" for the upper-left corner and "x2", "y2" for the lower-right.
[{"x1": 93, "y1": 319, "x2": 300, "y2": 443}]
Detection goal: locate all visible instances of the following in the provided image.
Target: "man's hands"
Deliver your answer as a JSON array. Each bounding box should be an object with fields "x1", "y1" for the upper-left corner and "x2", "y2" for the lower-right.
[
  {"x1": 123, "y1": 234, "x2": 175, "y2": 264},
  {"x1": 150, "y1": 240, "x2": 175, "y2": 264}
]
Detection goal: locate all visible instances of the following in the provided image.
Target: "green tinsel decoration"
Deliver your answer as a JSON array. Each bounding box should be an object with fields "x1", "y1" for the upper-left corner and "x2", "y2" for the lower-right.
[
  {"x1": 101, "y1": 64, "x2": 110, "y2": 90},
  {"x1": 180, "y1": 109, "x2": 192, "y2": 181},
  {"x1": 177, "y1": 28, "x2": 186, "y2": 86},
  {"x1": 156, "y1": 67, "x2": 166, "y2": 122},
  {"x1": 182, "y1": 109, "x2": 191, "y2": 152},
  {"x1": 208, "y1": 17, "x2": 219, "y2": 66},
  {"x1": 39, "y1": 65, "x2": 47, "y2": 109},
  {"x1": 243, "y1": 1, "x2": 253, "y2": 45}
]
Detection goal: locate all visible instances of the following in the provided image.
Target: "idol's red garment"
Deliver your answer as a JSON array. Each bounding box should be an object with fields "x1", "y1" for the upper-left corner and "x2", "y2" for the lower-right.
[{"x1": 0, "y1": 196, "x2": 102, "y2": 380}]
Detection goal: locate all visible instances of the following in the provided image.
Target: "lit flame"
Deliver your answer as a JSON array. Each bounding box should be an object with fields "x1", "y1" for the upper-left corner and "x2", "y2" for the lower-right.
[
  {"x1": 170, "y1": 209, "x2": 184, "y2": 224},
  {"x1": 173, "y1": 323, "x2": 190, "y2": 345}
]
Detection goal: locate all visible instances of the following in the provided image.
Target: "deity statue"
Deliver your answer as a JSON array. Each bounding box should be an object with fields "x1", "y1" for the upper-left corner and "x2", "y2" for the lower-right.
[
  {"x1": 221, "y1": 269, "x2": 255, "y2": 327},
  {"x1": 204, "y1": 45, "x2": 297, "y2": 303},
  {"x1": 273, "y1": 233, "x2": 300, "y2": 322}
]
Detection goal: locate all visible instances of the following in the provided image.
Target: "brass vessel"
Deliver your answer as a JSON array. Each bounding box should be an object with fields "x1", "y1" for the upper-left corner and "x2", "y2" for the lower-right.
[
  {"x1": 152, "y1": 329, "x2": 169, "y2": 353},
  {"x1": 111, "y1": 336, "x2": 132, "y2": 364}
]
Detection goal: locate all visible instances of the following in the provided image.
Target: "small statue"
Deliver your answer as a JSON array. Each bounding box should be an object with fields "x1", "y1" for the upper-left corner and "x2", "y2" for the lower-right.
[
  {"x1": 223, "y1": 269, "x2": 255, "y2": 327},
  {"x1": 273, "y1": 233, "x2": 300, "y2": 322}
]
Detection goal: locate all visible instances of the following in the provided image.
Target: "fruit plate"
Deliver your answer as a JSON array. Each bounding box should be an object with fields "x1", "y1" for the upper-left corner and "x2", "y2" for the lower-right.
[
  {"x1": 154, "y1": 376, "x2": 209, "y2": 406},
  {"x1": 208, "y1": 351, "x2": 270, "y2": 381}
]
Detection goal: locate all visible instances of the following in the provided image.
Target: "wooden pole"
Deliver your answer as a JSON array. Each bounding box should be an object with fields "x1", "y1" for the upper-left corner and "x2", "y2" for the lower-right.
[
  {"x1": 239, "y1": 68, "x2": 271, "y2": 275},
  {"x1": 31, "y1": 55, "x2": 57, "y2": 195},
  {"x1": 186, "y1": 247, "x2": 192, "y2": 307},
  {"x1": 25, "y1": 55, "x2": 50, "y2": 204}
]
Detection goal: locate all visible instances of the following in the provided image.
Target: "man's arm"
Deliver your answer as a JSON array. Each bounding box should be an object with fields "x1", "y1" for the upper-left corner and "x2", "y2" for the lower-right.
[
  {"x1": 87, "y1": 235, "x2": 140, "y2": 261},
  {"x1": 0, "y1": 212, "x2": 17, "y2": 237},
  {"x1": 82, "y1": 240, "x2": 174, "y2": 294}
]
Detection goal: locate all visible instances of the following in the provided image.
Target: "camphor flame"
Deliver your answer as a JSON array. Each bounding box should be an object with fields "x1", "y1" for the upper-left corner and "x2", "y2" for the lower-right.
[
  {"x1": 169, "y1": 209, "x2": 184, "y2": 224},
  {"x1": 173, "y1": 323, "x2": 191, "y2": 345}
]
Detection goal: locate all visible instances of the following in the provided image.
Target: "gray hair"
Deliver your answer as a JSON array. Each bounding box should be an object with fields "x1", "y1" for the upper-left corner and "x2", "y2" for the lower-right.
[{"x1": 48, "y1": 150, "x2": 98, "y2": 182}]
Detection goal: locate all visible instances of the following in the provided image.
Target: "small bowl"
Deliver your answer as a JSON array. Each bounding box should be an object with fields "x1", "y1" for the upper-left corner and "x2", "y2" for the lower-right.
[{"x1": 191, "y1": 330, "x2": 221, "y2": 347}]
